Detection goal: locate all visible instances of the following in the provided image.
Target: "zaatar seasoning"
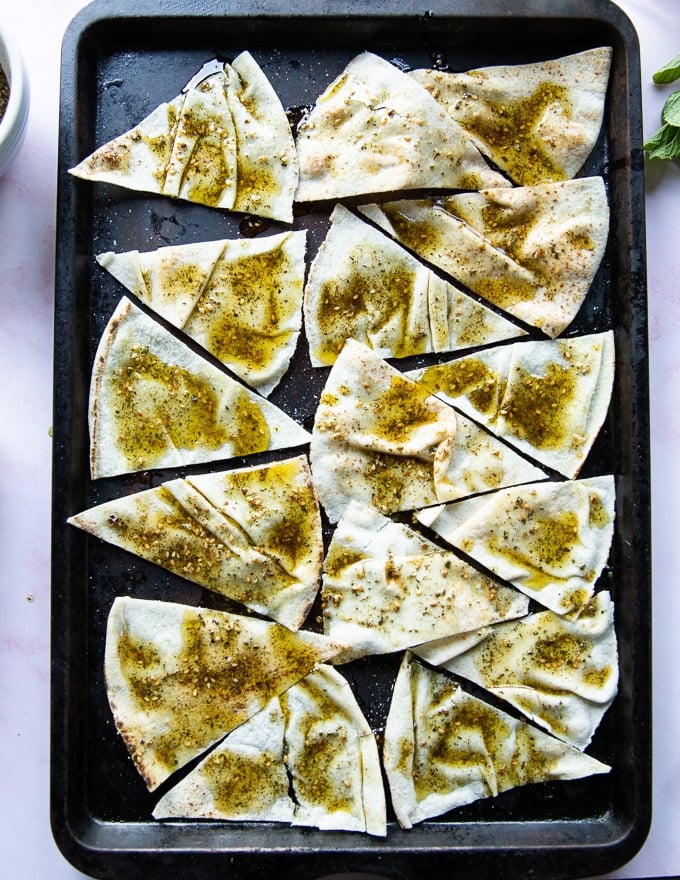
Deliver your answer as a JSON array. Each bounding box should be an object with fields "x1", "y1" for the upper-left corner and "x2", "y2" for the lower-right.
[{"x1": 0, "y1": 65, "x2": 9, "y2": 122}]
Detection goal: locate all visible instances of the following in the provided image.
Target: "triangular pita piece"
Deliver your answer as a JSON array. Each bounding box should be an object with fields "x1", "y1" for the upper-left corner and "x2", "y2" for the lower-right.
[
  {"x1": 383, "y1": 652, "x2": 610, "y2": 828},
  {"x1": 104, "y1": 596, "x2": 345, "y2": 791},
  {"x1": 304, "y1": 204, "x2": 525, "y2": 367},
  {"x1": 310, "y1": 339, "x2": 545, "y2": 522},
  {"x1": 70, "y1": 52, "x2": 299, "y2": 222},
  {"x1": 153, "y1": 665, "x2": 387, "y2": 836},
  {"x1": 407, "y1": 626, "x2": 494, "y2": 667},
  {"x1": 280, "y1": 665, "x2": 387, "y2": 835},
  {"x1": 414, "y1": 590, "x2": 618, "y2": 750},
  {"x1": 294, "y1": 51, "x2": 509, "y2": 202},
  {"x1": 97, "y1": 230, "x2": 307, "y2": 396},
  {"x1": 68, "y1": 455, "x2": 322, "y2": 630},
  {"x1": 321, "y1": 501, "x2": 529, "y2": 656},
  {"x1": 153, "y1": 696, "x2": 296, "y2": 823},
  {"x1": 411, "y1": 47, "x2": 612, "y2": 186},
  {"x1": 416, "y1": 475, "x2": 615, "y2": 617},
  {"x1": 88, "y1": 297, "x2": 310, "y2": 478},
  {"x1": 407, "y1": 331, "x2": 615, "y2": 478},
  {"x1": 359, "y1": 176, "x2": 609, "y2": 337}
]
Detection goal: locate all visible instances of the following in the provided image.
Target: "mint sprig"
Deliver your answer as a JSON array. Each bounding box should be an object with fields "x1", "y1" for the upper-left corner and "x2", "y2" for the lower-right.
[
  {"x1": 645, "y1": 53, "x2": 680, "y2": 160},
  {"x1": 644, "y1": 119, "x2": 680, "y2": 160},
  {"x1": 652, "y1": 52, "x2": 680, "y2": 84},
  {"x1": 662, "y1": 90, "x2": 680, "y2": 125}
]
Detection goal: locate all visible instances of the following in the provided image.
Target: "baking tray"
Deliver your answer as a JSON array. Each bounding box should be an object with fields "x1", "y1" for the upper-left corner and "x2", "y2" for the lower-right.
[{"x1": 50, "y1": 1, "x2": 651, "y2": 878}]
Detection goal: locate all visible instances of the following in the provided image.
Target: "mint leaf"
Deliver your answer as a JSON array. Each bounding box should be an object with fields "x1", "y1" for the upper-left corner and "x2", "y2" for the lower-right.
[
  {"x1": 644, "y1": 122, "x2": 680, "y2": 160},
  {"x1": 653, "y1": 52, "x2": 680, "y2": 84},
  {"x1": 643, "y1": 123, "x2": 667, "y2": 151},
  {"x1": 662, "y1": 90, "x2": 680, "y2": 126}
]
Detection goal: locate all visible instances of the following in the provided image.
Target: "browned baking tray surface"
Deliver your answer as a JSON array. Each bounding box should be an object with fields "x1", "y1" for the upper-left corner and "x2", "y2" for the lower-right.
[{"x1": 51, "y1": 1, "x2": 651, "y2": 878}]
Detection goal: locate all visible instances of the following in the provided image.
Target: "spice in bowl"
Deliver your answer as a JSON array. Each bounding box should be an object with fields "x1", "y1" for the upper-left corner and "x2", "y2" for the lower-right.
[
  {"x1": 0, "y1": 64, "x2": 9, "y2": 121},
  {"x1": 0, "y1": 23, "x2": 30, "y2": 177}
]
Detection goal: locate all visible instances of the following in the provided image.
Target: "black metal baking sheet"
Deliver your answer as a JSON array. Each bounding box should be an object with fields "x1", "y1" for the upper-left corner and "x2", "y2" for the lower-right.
[{"x1": 51, "y1": 1, "x2": 651, "y2": 878}]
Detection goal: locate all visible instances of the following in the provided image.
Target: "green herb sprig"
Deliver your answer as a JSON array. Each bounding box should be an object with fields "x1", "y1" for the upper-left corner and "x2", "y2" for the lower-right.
[{"x1": 644, "y1": 52, "x2": 680, "y2": 160}]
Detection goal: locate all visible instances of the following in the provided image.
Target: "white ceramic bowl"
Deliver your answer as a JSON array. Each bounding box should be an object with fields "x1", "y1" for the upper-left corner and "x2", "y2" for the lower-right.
[{"x1": 0, "y1": 23, "x2": 30, "y2": 177}]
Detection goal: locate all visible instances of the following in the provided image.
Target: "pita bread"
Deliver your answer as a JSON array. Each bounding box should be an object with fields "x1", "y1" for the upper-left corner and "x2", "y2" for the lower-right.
[
  {"x1": 294, "y1": 51, "x2": 509, "y2": 202},
  {"x1": 310, "y1": 339, "x2": 546, "y2": 522},
  {"x1": 407, "y1": 626, "x2": 494, "y2": 667},
  {"x1": 416, "y1": 475, "x2": 615, "y2": 616},
  {"x1": 70, "y1": 52, "x2": 298, "y2": 222},
  {"x1": 321, "y1": 501, "x2": 529, "y2": 656},
  {"x1": 152, "y1": 696, "x2": 296, "y2": 823},
  {"x1": 359, "y1": 176, "x2": 609, "y2": 338},
  {"x1": 104, "y1": 596, "x2": 345, "y2": 791},
  {"x1": 88, "y1": 297, "x2": 310, "y2": 478},
  {"x1": 153, "y1": 665, "x2": 387, "y2": 835},
  {"x1": 304, "y1": 204, "x2": 525, "y2": 367},
  {"x1": 411, "y1": 47, "x2": 612, "y2": 186},
  {"x1": 280, "y1": 665, "x2": 386, "y2": 835},
  {"x1": 414, "y1": 590, "x2": 618, "y2": 750},
  {"x1": 383, "y1": 652, "x2": 610, "y2": 828},
  {"x1": 407, "y1": 331, "x2": 615, "y2": 478},
  {"x1": 97, "y1": 230, "x2": 306, "y2": 396},
  {"x1": 68, "y1": 455, "x2": 322, "y2": 630}
]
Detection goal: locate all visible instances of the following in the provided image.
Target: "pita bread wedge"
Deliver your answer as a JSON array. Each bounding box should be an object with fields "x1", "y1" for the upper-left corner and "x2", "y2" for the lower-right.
[
  {"x1": 97, "y1": 230, "x2": 306, "y2": 396},
  {"x1": 416, "y1": 476, "x2": 615, "y2": 616},
  {"x1": 104, "y1": 596, "x2": 345, "y2": 791},
  {"x1": 322, "y1": 501, "x2": 529, "y2": 656},
  {"x1": 294, "y1": 51, "x2": 509, "y2": 203},
  {"x1": 153, "y1": 665, "x2": 387, "y2": 836},
  {"x1": 68, "y1": 455, "x2": 322, "y2": 630},
  {"x1": 280, "y1": 665, "x2": 386, "y2": 835},
  {"x1": 70, "y1": 52, "x2": 298, "y2": 222},
  {"x1": 407, "y1": 331, "x2": 615, "y2": 478},
  {"x1": 88, "y1": 297, "x2": 310, "y2": 478},
  {"x1": 359, "y1": 176, "x2": 609, "y2": 337},
  {"x1": 304, "y1": 204, "x2": 525, "y2": 367},
  {"x1": 153, "y1": 696, "x2": 296, "y2": 823},
  {"x1": 414, "y1": 590, "x2": 618, "y2": 750},
  {"x1": 383, "y1": 652, "x2": 610, "y2": 828},
  {"x1": 310, "y1": 339, "x2": 546, "y2": 522},
  {"x1": 411, "y1": 47, "x2": 612, "y2": 186}
]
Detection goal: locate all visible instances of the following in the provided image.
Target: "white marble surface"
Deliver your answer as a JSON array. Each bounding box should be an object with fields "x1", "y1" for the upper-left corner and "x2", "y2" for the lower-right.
[{"x1": 0, "y1": 0, "x2": 677, "y2": 877}]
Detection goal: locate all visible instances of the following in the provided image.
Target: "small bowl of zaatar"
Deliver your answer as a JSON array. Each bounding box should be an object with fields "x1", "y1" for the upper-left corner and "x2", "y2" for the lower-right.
[{"x1": 0, "y1": 23, "x2": 30, "y2": 177}]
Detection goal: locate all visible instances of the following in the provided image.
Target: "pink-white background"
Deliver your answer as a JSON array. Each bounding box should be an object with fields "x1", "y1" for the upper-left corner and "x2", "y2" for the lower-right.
[{"x1": 0, "y1": 1, "x2": 677, "y2": 877}]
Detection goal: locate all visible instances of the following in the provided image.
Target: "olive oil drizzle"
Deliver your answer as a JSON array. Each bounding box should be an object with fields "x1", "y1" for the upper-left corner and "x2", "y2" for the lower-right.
[
  {"x1": 117, "y1": 609, "x2": 325, "y2": 775},
  {"x1": 409, "y1": 661, "x2": 561, "y2": 801},
  {"x1": 191, "y1": 244, "x2": 300, "y2": 372},
  {"x1": 457, "y1": 81, "x2": 574, "y2": 185},
  {"x1": 314, "y1": 247, "x2": 427, "y2": 364},
  {"x1": 418, "y1": 351, "x2": 590, "y2": 452},
  {"x1": 108, "y1": 342, "x2": 270, "y2": 467},
  {"x1": 281, "y1": 679, "x2": 356, "y2": 814}
]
